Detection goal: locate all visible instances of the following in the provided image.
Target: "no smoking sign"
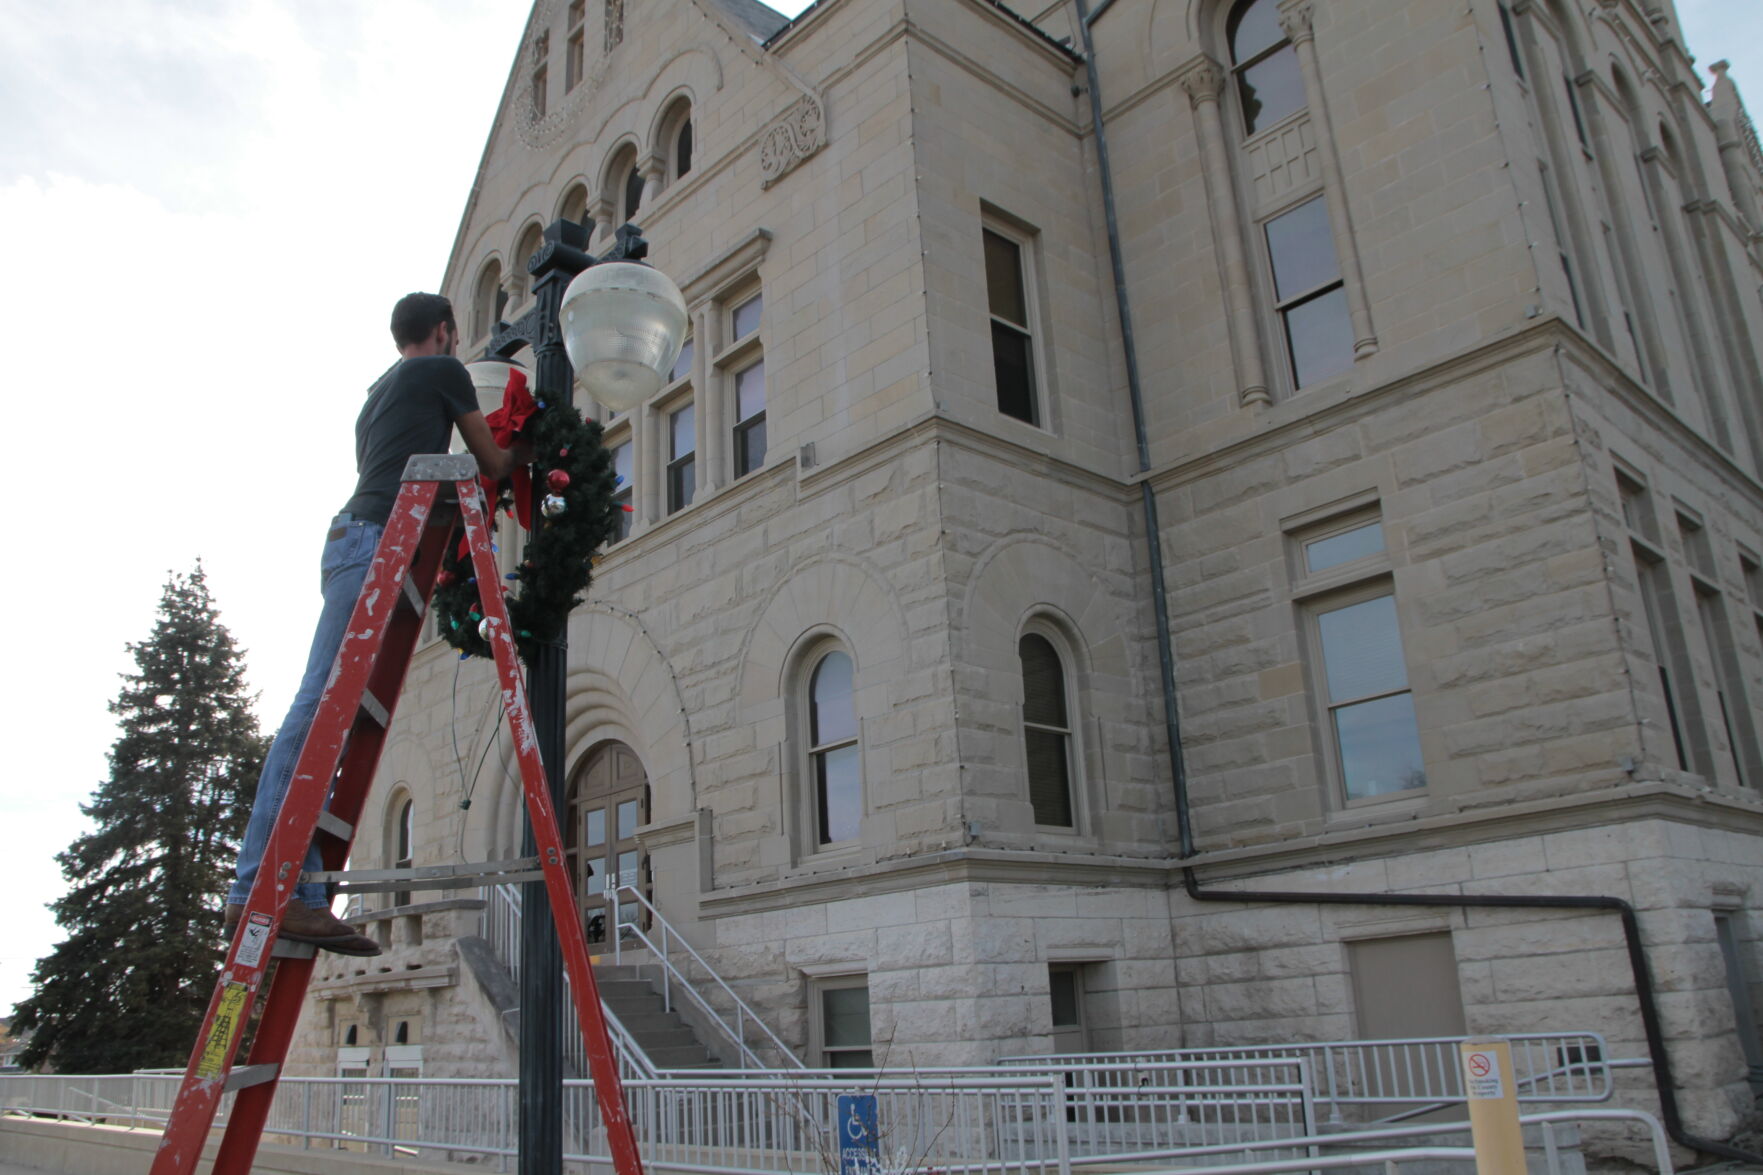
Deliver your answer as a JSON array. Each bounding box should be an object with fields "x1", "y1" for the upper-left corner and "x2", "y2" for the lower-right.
[{"x1": 1463, "y1": 1049, "x2": 1504, "y2": 1099}]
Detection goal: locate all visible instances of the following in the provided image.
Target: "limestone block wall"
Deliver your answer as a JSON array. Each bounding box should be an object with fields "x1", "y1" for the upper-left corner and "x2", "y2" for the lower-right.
[
  {"x1": 1158, "y1": 330, "x2": 1636, "y2": 847},
  {"x1": 1171, "y1": 816, "x2": 1763, "y2": 1153},
  {"x1": 696, "y1": 872, "x2": 1181, "y2": 1068}
]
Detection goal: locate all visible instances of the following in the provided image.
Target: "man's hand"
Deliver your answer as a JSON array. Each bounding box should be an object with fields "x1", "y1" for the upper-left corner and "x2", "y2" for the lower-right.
[{"x1": 456, "y1": 410, "x2": 522, "y2": 480}]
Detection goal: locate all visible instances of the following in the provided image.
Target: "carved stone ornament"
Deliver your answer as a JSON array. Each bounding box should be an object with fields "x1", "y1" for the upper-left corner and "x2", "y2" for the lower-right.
[
  {"x1": 1276, "y1": 0, "x2": 1315, "y2": 43},
  {"x1": 515, "y1": 0, "x2": 609, "y2": 150},
  {"x1": 1176, "y1": 56, "x2": 1226, "y2": 107},
  {"x1": 758, "y1": 94, "x2": 827, "y2": 189}
]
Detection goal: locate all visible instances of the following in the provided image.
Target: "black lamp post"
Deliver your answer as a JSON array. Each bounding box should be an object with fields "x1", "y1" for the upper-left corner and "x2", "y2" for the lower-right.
[{"x1": 479, "y1": 217, "x2": 680, "y2": 1175}]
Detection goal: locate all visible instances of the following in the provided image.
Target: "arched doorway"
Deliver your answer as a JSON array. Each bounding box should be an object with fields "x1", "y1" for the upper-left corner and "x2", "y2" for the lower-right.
[{"x1": 565, "y1": 742, "x2": 649, "y2": 945}]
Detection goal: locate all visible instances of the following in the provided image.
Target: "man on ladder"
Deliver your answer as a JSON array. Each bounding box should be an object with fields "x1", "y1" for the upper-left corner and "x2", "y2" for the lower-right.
[{"x1": 223, "y1": 291, "x2": 526, "y2": 955}]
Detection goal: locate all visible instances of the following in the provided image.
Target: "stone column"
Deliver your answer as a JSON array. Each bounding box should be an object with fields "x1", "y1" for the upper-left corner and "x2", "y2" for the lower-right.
[
  {"x1": 1279, "y1": 0, "x2": 1379, "y2": 358},
  {"x1": 641, "y1": 393, "x2": 664, "y2": 529},
  {"x1": 1178, "y1": 54, "x2": 1271, "y2": 408},
  {"x1": 640, "y1": 155, "x2": 667, "y2": 210}
]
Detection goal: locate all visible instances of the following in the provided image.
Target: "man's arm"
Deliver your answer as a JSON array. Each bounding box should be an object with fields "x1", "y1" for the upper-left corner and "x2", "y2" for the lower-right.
[{"x1": 456, "y1": 410, "x2": 527, "y2": 480}]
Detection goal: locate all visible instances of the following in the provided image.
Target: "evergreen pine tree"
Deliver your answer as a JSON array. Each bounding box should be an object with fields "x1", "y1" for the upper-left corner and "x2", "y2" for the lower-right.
[{"x1": 12, "y1": 564, "x2": 268, "y2": 1073}]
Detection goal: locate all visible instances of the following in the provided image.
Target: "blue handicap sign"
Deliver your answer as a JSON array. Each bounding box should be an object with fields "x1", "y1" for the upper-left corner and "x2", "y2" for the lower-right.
[{"x1": 837, "y1": 1094, "x2": 880, "y2": 1175}]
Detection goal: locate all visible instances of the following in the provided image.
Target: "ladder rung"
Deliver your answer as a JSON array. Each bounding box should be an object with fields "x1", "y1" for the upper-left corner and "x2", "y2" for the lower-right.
[
  {"x1": 302, "y1": 856, "x2": 542, "y2": 893},
  {"x1": 271, "y1": 938, "x2": 316, "y2": 960},
  {"x1": 224, "y1": 1064, "x2": 280, "y2": 1093},
  {"x1": 315, "y1": 810, "x2": 354, "y2": 842},
  {"x1": 359, "y1": 690, "x2": 391, "y2": 728},
  {"x1": 400, "y1": 574, "x2": 426, "y2": 614}
]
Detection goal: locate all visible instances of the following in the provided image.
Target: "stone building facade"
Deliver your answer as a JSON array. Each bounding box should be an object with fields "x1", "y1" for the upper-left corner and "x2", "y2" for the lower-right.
[{"x1": 289, "y1": 0, "x2": 1763, "y2": 1160}]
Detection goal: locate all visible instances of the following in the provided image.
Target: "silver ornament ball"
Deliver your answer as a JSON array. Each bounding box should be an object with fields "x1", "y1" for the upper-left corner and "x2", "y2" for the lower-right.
[
  {"x1": 541, "y1": 493, "x2": 568, "y2": 517},
  {"x1": 478, "y1": 617, "x2": 494, "y2": 641}
]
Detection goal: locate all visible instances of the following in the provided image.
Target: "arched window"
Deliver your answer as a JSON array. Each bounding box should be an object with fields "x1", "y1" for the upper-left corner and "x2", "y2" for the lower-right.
[
  {"x1": 808, "y1": 649, "x2": 860, "y2": 846},
  {"x1": 1227, "y1": 0, "x2": 1303, "y2": 136},
  {"x1": 559, "y1": 182, "x2": 590, "y2": 229},
  {"x1": 472, "y1": 259, "x2": 505, "y2": 342},
  {"x1": 1019, "y1": 633, "x2": 1075, "y2": 827},
  {"x1": 675, "y1": 117, "x2": 694, "y2": 179},
  {"x1": 391, "y1": 795, "x2": 414, "y2": 907},
  {"x1": 511, "y1": 223, "x2": 544, "y2": 309},
  {"x1": 1218, "y1": 0, "x2": 1357, "y2": 392},
  {"x1": 622, "y1": 162, "x2": 645, "y2": 221}
]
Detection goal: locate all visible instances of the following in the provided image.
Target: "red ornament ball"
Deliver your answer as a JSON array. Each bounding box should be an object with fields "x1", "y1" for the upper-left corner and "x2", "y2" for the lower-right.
[
  {"x1": 547, "y1": 469, "x2": 572, "y2": 493},
  {"x1": 436, "y1": 570, "x2": 455, "y2": 588}
]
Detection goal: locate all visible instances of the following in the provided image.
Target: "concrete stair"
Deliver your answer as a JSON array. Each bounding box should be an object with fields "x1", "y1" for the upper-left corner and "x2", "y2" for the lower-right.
[{"x1": 594, "y1": 964, "x2": 724, "y2": 1069}]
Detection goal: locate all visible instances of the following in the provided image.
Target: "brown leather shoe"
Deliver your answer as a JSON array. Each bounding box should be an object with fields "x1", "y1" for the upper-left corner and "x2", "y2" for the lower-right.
[
  {"x1": 279, "y1": 904, "x2": 383, "y2": 957},
  {"x1": 223, "y1": 904, "x2": 243, "y2": 939}
]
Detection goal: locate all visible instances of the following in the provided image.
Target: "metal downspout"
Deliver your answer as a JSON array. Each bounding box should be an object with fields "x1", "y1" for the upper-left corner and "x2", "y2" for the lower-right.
[
  {"x1": 1071, "y1": 2, "x2": 1760, "y2": 1162},
  {"x1": 1071, "y1": 0, "x2": 1193, "y2": 860}
]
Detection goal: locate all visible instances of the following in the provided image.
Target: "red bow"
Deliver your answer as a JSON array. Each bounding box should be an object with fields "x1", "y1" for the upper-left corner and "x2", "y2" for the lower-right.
[{"x1": 481, "y1": 367, "x2": 536, "y2": 530}]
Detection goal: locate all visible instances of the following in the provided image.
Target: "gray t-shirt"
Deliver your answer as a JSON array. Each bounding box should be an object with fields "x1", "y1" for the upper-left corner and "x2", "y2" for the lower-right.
[{"x1": 341, "y1": 356, "x2": 481, "y2": 525}]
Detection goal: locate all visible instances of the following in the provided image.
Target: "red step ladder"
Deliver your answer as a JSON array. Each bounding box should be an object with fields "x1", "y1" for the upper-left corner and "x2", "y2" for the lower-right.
[{"x1": 151, "y1": 454, "x2": 644, "y2": 1175}]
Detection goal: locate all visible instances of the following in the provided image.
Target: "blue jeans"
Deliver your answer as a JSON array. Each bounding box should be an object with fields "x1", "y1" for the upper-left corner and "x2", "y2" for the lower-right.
[{"x1": 230, "y1": 515, "x2": 384, "y2": 908}]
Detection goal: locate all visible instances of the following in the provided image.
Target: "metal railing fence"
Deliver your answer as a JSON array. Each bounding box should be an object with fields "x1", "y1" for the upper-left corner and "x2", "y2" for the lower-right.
[
  {"x1": 1, "y1": 1072, "x2": 1671, "y2": 1175},
  {"x1": 608, "y1": 884, "x2": 805, "y2": 1070},
  {"x1": 1000, "y1": 1032, "x2": 1610, "y2": 1126},
  {"x1": 480, "y1": 882, "x2": 657, "y2": 1081}
]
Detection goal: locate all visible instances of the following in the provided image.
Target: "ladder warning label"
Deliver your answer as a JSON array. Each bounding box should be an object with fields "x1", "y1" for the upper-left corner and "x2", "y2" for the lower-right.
[
  {"x1": 1463, "y1": 1049, "x2": 1504, "y2": 1099},
  {"x1": 195, "y1": 983, "x2": 251, "y2": 1081},
  {"x1": 235, "y1": 913, "x2": 274, "y2": 969}
]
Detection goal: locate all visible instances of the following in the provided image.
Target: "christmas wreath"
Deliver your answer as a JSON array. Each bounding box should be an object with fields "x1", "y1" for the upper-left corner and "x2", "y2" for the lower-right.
[{"x1": 433, "y1": 370, "x2": 621, "y2": 660}]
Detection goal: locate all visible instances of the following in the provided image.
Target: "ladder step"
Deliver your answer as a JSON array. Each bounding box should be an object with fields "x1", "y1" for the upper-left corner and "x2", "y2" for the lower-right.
[
  {"x1": 302, "y1": 856, "x2": 542, "y2": 893},
  {"x1": 359, "y1": 689, "x2": 391, "y2": 729},
  {"x1": 271, "y1": 938, "x2": 317, "y2": 960},
  {"x1": 400, "y1": 574, "x2": 426, "y2": 615},
  {"x1": 314, "y1": 810, "x2": 354, "y2": 842},
  {"x1": 224, "y1": 1064, "x2": 280, "y2": 1093}
]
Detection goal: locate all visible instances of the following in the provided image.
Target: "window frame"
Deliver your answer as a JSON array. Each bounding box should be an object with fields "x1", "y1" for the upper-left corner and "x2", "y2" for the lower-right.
[
  {"x1": 604, "y1": 425, "x2": 634, "y2": 543},
  {"x1": 980, "y1": 215, "x2": 1049, "y2": 429},
  {"x1": 1259, "y1": 192, "x2": 1354, "y2": 391},
  {"x1": 792, "y1": 638, "x2": 864, "y2": 858},
  {"x1": 662, "y1": 395, "x2": 696, "y2": 515},
  {"x1": 713, "y1": 283, "x2": 767, "y2": 482},
  {"x1": 1017, "y1": 619, "x2": 1085, "y2": 831},
  {"x1": 1225, "y1": 0, "x2": 1307, "y2": 140},
  {"x1": 1289, "y1": 509, "x2": 1427, "y2": 808},
  {"x1": 565, "y1": 0, "x2": 586, "y2": 92},
  {"x1": 807, "y1": 973, "x2": 874, "y2": 1069}
]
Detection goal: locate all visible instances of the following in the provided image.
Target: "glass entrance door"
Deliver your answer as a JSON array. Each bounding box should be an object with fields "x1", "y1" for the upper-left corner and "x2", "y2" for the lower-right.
[{"x1": 566, "y1": 742, "x2": 649, "y2": 945}]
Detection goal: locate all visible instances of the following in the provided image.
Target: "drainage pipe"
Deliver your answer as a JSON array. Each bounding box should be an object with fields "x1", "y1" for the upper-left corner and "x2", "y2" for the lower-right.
[
  {"x1": 1069, "y1": 0, "x2": 1759, "y2": 1162},
  {"x1": 1070, "y1": 0, "x2": 1193, "y2": 860}
]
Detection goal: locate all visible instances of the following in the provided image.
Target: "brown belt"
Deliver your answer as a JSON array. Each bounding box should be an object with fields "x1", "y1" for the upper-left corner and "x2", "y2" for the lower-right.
[{"x1": 327, "y1": 527, "x2": 347, "y2": 542}]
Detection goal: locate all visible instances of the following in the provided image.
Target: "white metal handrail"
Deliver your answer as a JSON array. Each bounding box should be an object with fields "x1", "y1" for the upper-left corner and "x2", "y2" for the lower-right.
[
  {"x1": 479, "y1": 882, "x2": 657, "y2": 1080},
  {"x1": 0, "y1": 1072, "x2": 1670, "y2": 1175},
  {"x1": 1001, "y1": 1033, "x2": 1610, "y2": 1126},
  {"x1": 608, "y1": 883, "x2": 803, "y2": 1069}
]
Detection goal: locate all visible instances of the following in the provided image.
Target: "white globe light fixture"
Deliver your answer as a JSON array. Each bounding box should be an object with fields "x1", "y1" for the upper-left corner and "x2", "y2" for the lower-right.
[
  {"x1": 463, "y1": 357, "x2": 530, "y2": 415},
  {"x1": 560, "y1": 261, "x2": 688, "y2": 413}
]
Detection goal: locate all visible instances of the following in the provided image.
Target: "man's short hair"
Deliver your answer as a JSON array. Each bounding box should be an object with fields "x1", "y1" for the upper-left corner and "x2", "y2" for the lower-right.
[{"x1": 390, "y1": 293, "x2": 456, "y2": 348}]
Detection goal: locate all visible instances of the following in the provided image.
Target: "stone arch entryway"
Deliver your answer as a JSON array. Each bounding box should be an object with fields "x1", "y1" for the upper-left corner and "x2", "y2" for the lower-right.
[{"x1": 565, "y1": 741, "x2": 650, "y2": 945}]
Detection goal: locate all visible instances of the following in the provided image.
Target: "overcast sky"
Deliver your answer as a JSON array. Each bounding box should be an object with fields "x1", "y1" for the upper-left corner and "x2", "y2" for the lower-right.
[{"x1": 0, "y1": 0, "x2": 1757, "y2": 1018}]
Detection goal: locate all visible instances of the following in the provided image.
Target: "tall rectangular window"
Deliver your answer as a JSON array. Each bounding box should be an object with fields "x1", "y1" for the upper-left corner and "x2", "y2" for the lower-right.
[
  {"x1": 667, "y1": 402, "x2": 695, "y2": 514},
  {"x1": 565, "y1": 0, "x2": 585, "y2": 91},
  {"x1": 1265, "y1": 196, "x2": 1354, "y2": 388},
  {"x1": 812, "y1": 977, "x2": 873, "y2": 1069},
  {"x1": 983, "y1": 226, "x2": 1040, "y2": 425},
  {"x1": 734, "y1": 359, "x2": 766, "y2": 478},
  {"x1": 531, "y1": 33, "x2": 549, "y2": 119},
  {"x1": 1619, "y1": 474, "x2": 1710, "y2": 774},
  {"x1": 609, "y1": 438, "x2": 633, "y2": 542},
  {"x1": 1293, "y1": 511, "x2": 1421, "y2": 803},
  {"x1": 1315, "y1": 592, "x2": 1427, "y2": 799}
]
